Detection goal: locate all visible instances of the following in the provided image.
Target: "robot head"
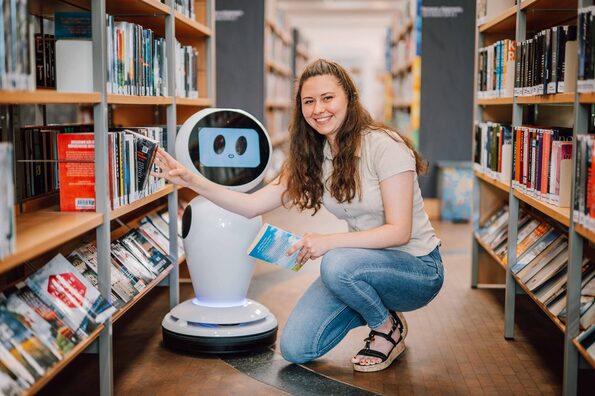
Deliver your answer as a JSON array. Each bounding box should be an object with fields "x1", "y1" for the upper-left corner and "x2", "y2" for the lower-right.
[{"x1": 175, "y1": 109, "x2": 272, "y2": 192}]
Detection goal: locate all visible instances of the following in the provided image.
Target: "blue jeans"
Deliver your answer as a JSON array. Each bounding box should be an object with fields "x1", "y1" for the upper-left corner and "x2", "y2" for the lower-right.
[{"x1": 280, "y1": 246, "x2": 444, "y2": 364}]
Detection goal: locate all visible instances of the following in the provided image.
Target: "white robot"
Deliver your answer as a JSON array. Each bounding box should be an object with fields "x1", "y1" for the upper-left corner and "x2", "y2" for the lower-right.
[{"x1": 162, "y1": 108, "x2": 278, "y2": 353}]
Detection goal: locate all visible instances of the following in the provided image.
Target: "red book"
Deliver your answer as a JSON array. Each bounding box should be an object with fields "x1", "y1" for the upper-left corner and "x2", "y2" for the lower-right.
[{"x1": 57, "y1": 133, "x2": 95, "y2": 212}]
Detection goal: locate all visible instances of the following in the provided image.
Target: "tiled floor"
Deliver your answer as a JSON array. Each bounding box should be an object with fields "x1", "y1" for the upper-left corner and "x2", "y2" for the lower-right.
[{"x1": 39, "y1": 206, "x2": 594, "y2": 395}]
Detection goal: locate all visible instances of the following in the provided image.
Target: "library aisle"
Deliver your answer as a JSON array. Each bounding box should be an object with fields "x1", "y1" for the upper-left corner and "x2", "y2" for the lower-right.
[{"x1": 36, "y1": 207, "x2": 593, "y2": 395}]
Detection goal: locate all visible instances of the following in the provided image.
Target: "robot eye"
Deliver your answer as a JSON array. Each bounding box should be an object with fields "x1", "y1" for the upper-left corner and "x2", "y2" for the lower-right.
[
  {"x1": 213, "y1": 135, "x2": 225, "y2": 154},
  {"x1": 235, "y1": 136, "x2": 247, "y2": 155}
]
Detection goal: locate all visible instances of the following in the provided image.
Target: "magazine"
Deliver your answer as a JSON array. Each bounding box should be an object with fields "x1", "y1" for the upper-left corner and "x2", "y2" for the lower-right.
[
  {"x1": 119, "y1": 229, "x2": 171, "y2": 275},
  {"x1": 246, "y1": 223, "x2": 303, "y2": 271},
  {"x1": 0, "y1": 306, "x2": 59, "y2": 382},
  {"x1": 25, "y1": 254, "x2": 116, "y2": 339}
]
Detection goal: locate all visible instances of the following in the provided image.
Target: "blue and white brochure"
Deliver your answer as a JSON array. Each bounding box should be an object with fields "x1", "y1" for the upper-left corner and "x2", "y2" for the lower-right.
[{"x1": 247, "y1": 223, "x2": 303, "y2": 271}]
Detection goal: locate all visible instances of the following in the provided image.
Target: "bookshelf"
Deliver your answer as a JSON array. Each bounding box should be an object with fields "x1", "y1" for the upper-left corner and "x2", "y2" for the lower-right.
[
  {"x1": 386, "y1": 0, "x2": 420, "y2": 146},
  {"x1": 0, "y1": 0, "x2": 215, "y2": 395},
  {"x1": 472, "y1": 1, "x2": 592, "y2": 394}
]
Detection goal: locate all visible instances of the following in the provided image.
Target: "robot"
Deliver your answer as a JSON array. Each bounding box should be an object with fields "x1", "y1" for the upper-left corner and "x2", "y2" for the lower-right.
[{"x1": 162, "y1": 108, "x2": 278, "y2": 353}]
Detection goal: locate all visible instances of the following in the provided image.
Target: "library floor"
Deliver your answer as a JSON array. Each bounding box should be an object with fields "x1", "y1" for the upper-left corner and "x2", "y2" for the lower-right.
[{"x1": 39, "y1": 206, "x2": 594, "y2": 395}]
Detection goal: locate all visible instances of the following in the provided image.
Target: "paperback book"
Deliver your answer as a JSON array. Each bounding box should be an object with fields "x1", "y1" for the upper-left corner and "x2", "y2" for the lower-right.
[{"x1": 247, "y1": 223, "x2": 303, "y2": 271}]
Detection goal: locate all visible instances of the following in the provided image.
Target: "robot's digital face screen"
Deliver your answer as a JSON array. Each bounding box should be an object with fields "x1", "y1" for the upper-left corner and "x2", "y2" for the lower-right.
[
  {"x1": 198, "y1": 128, "x2": 259, "y2": 168},
  {"x1": 188, "y1": 111, "x2": 270, "y2": 186}
]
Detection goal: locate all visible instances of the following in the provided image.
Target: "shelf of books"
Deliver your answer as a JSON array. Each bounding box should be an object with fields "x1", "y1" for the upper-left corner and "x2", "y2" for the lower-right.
[
  {"x1": 24, "y1": 325, "x2": 106, "y2": 396},
  {"x1": 385, "y1": 0, "x2": 420, "y2": 147},
  {"x1": 0, "y1": 0, "x2": 214, "y2": 394},
  {"x1": 474, "y1": 1, "x2": 594, "y2": 394}
]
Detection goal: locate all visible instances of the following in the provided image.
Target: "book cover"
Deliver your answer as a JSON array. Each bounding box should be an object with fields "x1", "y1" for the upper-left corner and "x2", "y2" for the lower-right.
[
  {"x1": 57, "y1": 133, "x2": 95, "y2": 212},
  {"x1": 25, "y1": 254, "x2": 116, "y2": 339},
  {"x1": 111, "y1": 242, "x2": 156, "y2": 284},
  {"x1": 246, "y1": 223, "x2": 303, "y2": 271},
  {"x1": 67, "y1": 250, "x2": 127, "y2": 309},
  {"x1": 119, "y1": 229, "x2": 171, "y2": 275},
  {"x1": 145, "y1": 213, "x2": 184, "y2": 258},
  {"x1": 124, "y1": 129, "x2": 158, "y2": 191},
  {"x1": 0, "y1": 363, "x2": 24, "y2": 395}
]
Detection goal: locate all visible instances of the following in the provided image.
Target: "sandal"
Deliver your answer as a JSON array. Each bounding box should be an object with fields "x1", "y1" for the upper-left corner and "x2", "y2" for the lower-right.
[
  {"x1": 353, "y1": 313, "x2": 406, "y2": 372},
  {"x1": 391, "y1": 311, "x2": 408, "y2": 340}
]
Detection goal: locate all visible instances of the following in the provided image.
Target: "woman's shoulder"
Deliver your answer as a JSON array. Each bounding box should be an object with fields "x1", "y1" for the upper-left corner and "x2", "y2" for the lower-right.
[{"x1": 361, "y1": 128, "x2": 410, "y2": 154}]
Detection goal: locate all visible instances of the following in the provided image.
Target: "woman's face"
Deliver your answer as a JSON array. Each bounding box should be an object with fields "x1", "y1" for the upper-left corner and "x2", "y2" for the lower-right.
[{"x1": 300, "y1": 74, "x2": 348, "y2": 140}]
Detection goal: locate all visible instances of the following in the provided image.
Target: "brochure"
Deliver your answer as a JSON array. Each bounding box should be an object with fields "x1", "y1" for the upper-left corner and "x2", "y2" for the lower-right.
[{"x1": 246, "y1": 223, "x2": 303, "y2": 271}]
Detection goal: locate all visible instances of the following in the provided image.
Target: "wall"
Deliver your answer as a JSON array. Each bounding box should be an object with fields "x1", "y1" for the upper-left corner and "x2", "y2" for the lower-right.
[{"x1": 418, "y1": 0, "x2": 475, "y2": 197}]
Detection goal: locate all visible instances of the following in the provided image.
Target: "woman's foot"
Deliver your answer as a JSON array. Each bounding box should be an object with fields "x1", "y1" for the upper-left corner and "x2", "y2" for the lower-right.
[{"x1": 352, "y1": 312, "x2": 406, "y2": 371}]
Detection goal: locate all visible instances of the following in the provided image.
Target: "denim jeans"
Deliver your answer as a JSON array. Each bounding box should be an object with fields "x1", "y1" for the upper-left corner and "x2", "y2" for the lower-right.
[{"x1": 280, "y1": 246, "x2": 444, "y2": 364}]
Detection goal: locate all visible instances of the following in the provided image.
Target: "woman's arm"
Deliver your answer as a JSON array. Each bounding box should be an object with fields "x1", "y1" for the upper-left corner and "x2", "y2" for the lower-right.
[
  {"x1": 289, "y1": 171, "x2": 414, "y2": 264},
  {"x1": 153, "y1": 149, "x2": 286, "y2": 218}
]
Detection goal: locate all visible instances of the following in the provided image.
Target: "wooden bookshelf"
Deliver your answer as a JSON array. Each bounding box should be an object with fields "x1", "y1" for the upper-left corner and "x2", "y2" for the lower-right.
[
  {"x1": 474, "y1": 170, "x2": 510, "y2": 193},
  {"x1": 512, "y1": 189, "x2": 571, "y2": 227},
  {"x1": 107, "y1": 94, "x2": 174, "y2": 105},
  {"x1": 578, "y1": 92, "x2": 595, "y2": 103},
  {"x1": 112, "y1": 264, "x2": 173, "y2": 322},
  {"x1": 392, "y1": 101, "x2": 412, "y2": 109},
  {"x1": 477, "y1": 97, "x2": 514, "y2": 105},
  {"x1": 574, "y1": 223, "x2": 595, "y2": 244},
  {"x1": 392, "y1": 62, "x2": 413, "y2": 78},
  {"x1": 266, "y1": 59, "x2": 292, "y2": 78},
  {"x1": 175, "y1": 11, "x2": 212, "y2": 41},
  {"x1": 24, "y1": 325, "x2": 105, "y2": 396},
  {"x1": 516, "y1": 92, "x2": 575, "y2": 104},
  {"x1": 176, "y1": 97, "x2": 214, "y2": 107},
  {"x1": 523, "y1": 0, "x2": 577, "y2": 32},
  {"x1": 0, "y1": 90, "x2": 101, "y2": 104},
  {"x1": 573, "y1": 338, "x2": 595, "y2": 369},
  {"x1": 106, "y1": 0, "x2": 170, "y2": 16},
  {"x1": 265, "y1": 100, "x2": 292, "y2": 109},
  {"x1": 393, "y1": 19, "x2": 413, "y2": 43},
  {"x1": 512, "y1": 273, "x2": 567, "y2": 333},
  {"x1": 0, "y1": 211, "x2": 103, "y2": 272},
  {"x1": 478, "y1": 5, "x2": 517, "y2": 33},
  {"x1": 109, "y1": 185, "x2": 175, "y2": 220},
  {"x1": 474, "y1": 233, "x2": 507, "y2": 270}
]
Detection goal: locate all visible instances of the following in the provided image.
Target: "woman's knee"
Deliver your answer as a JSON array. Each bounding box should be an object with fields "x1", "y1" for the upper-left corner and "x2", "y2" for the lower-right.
[
  {"x1": 320, "y1": 248, "x2": 354, "y2": 289},
  {"x1": 280, "y1": 327, "x2": 313, "y2": 364}
]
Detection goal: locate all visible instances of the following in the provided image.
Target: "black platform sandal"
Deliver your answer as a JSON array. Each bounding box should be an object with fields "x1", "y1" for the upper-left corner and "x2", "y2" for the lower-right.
[
  {"x1": 391, "y1": 311, "x2": 408, "y2": 340},
  {"x1": 353, "y1": 314, "x2": 406, "y2": 372}
]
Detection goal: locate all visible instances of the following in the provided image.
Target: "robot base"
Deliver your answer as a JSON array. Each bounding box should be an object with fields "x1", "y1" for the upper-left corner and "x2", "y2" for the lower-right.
[{"x1": 162, "y1": 299, "x2": 278, "y2": 354}]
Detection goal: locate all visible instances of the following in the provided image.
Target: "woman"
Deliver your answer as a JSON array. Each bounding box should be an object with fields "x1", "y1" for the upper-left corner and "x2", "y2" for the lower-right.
[{"x1": 154, "y1": 59, "x2": 443, "y2": 372}]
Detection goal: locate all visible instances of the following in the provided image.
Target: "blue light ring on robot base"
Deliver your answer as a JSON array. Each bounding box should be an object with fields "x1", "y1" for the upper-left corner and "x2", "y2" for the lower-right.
[{"x1": 162, "y1": 325, "x2": 278, "y2": 355}]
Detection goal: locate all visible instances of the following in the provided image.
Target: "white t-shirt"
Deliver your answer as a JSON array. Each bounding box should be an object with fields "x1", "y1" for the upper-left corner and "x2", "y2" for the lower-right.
[{"x1": 321, "y1": 129, "x2": 440, "y2": 257}]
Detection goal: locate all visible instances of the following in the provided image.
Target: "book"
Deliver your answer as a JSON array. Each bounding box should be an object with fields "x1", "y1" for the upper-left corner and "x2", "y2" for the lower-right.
[
  {"x1": 0, "y1": 143, "x2": 15, "y2": 260},
  {"x1": 246, "y1": 223, "x2": 303, "y2": 271},
  {"x1": 25, "y1": 254, "x2": 116, "y2": 339},
  {"x1": 123, "y1": 129, "x2": 158, "y2": 191},
  {"x1": 57, "y1": 133, "x2": 95, "y2": 212}
]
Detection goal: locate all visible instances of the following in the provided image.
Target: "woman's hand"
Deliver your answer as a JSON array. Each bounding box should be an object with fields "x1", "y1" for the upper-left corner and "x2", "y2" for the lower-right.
[
  {"x1": 287, "y1": 233, "x2": 333, "y2": 267},
  {"x1": 152, "y1": 148, "x2": 196, "y2": 188}
]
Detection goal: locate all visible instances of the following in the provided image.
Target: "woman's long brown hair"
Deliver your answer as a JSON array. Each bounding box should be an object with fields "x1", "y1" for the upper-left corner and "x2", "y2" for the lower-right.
[{"x1": 279, "y1": 59, "x2": 427, "y2": 214}]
